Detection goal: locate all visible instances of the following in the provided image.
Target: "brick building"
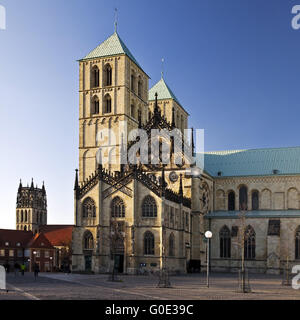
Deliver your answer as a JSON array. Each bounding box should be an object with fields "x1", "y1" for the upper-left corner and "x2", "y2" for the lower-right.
[{"x1": 0, "y1": 229, "x2": 55, "y2": 272}]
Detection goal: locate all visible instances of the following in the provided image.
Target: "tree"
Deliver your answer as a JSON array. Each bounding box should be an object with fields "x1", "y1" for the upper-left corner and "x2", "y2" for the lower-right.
[{"x1": 235, "y1": 203, "x2": 251, "y2": 293}]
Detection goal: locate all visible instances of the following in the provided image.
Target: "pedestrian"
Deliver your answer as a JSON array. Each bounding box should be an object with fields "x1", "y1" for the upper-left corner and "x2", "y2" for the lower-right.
[
  {"x1": 20, "y1": 263, "x2": 25, "y2": 276},
  {"x1": 34, "y1": 263, "x2": 39, "y2": 279},
  {"x1": 14, "y1": 263, "x2": 20, "y2": 276},
  {"x1": 4, "y1": 262, "x2": 10, "y2": 274}
]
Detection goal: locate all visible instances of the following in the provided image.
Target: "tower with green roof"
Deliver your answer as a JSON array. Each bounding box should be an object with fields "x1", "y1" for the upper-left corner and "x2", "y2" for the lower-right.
[
  {"x1": 148, "y1": 77, "x2": 189, "y2": 133},
  {"x1": 78, "y1": 31, "x2": 149, "y2": 182}
]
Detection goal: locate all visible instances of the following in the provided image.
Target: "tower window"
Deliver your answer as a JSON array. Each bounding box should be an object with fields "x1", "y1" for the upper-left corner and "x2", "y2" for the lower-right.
[
  {"x1": 138, "y1": 77, "x2": 142, "y2": 97},
  {"x1": 131, "y1": 104, "x2": 135, "y2": 119},
  {"x1": 92, "y1": 96, "x2": 99, "y2": 115},
  {"x1": 131, "y1": 74, "x2": 135, "y2": 92},
  {"x1": 104, "y1": 64, "x2": 112, "y2": 86},
  {"x1": 103, "y1": 94, "x2": 112, "y2": 114},
  {"x1": 92, "y1": 66, "x2": 99, "y2": 87}
]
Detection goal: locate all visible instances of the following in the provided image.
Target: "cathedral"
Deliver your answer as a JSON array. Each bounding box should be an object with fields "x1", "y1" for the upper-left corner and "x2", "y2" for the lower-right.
[{"x1": 71, "y1": 29, "x2": 300, "y2": 275}]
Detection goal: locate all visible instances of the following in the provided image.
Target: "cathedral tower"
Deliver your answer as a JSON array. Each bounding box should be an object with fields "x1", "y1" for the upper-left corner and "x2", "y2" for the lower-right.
[
  {"x1": 16, "y1": 179, "x2": 47, "y2": 233},
  {"x1": 78, "y1": 31, "x2": 149, "y2": 182}
]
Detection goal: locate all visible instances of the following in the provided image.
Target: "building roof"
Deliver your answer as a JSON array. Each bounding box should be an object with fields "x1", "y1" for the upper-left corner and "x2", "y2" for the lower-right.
[
  {"x1": 205, "y1": 210, "x2": 300, "y2": 219},
  {"x1": 199, "y1": 146, "x2": 300, "y2": 177},
  {"x1": 0, "y1": 229, "x2": 33, "y2": 248},
  {"x1": 148, "y1": 78, "x2": 182, "y2": 106},
  {"x1": 27, "y1": 232, "x2": 54, "y2": 249},
  {"x1": 81, "y1": 32, "x2": 143, "y2": 71},
  {"x1": 39, "y1": 225, "x2": 73, "y2": 247}
]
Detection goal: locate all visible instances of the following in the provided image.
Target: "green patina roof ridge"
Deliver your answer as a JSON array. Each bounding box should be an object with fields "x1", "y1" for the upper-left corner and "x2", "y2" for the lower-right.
[
  {"x1": 148, "y1": 78, "x2": 181, "y2": 106},
  {"x1": 82, "y1": 32, "x2": 142, "y2": 70}
]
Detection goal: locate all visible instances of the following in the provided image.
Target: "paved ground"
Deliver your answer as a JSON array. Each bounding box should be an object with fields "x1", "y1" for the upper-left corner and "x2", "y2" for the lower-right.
[{"x1": 0, "y1": 272, "x2": 299, "y2": 300}]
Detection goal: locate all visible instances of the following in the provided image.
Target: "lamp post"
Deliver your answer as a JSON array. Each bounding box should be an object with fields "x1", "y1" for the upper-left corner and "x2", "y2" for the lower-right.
[
  {"x1": 205, "y1": 231, "x2": 212, "y2": 288},
  {"x1": 50, "y1": 257, "x2": 53, "y2": 273},
  {"x1": 33, "y1": 251, "x2": 37, "y2": 272}
]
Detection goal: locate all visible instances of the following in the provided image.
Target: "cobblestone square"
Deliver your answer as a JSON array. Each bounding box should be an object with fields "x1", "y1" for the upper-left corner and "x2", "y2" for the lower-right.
[{"x1": 1, "y1": 272, "x2": 299, "y2": 300}]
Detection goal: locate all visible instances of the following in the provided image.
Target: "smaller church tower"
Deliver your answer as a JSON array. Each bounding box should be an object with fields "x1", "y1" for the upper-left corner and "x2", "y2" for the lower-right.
[{"x1": 16, "y1": 179, "x2": 47, "y2": 233}]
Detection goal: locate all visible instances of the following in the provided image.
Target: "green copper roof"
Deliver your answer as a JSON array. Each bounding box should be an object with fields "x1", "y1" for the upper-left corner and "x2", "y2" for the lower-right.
[
  {"x1": 205, "y1": 210, "x2": 300, "y2": 219},
  {"x1": 81, "y1": 32, "x2": 142, "y2": 70},
  {"x1": 148, "y1": 78, "x2": 181, "y2": 106},
  {"x1": 197, "y1": 146, "x2": 300, "y2": 177}
]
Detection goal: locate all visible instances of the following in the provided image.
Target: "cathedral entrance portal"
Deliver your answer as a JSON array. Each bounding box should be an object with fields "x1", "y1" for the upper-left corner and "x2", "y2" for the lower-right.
[{"x1": 114, "y1": 254, "x2": 124, "y2": 273}]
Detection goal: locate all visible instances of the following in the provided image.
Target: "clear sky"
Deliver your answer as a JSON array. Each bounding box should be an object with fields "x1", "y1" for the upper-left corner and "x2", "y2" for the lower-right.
[{"x1": 0, "y1": 0, "x2": 300, "y2": 229}]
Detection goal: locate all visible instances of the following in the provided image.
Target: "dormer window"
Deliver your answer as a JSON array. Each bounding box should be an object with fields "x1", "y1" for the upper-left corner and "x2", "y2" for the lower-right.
[
  {"x1": 273, "y1": 169, "x2": 279, "y2": 175},
  {"x1": 16, "y1": 242, "x2": 21, "y2": 247},
  {"x1": 218, "y1": 171, "x2": 222, "y2": 177}
]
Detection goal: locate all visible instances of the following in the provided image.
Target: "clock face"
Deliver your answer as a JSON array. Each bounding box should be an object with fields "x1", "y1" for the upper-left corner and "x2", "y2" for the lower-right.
[{"x1": 169, "y1": 171, "x2": 178, "y2": 183}]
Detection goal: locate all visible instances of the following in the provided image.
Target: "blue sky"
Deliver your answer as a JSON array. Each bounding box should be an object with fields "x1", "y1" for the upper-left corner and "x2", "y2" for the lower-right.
[{"x1": 0, "y1": 0, "x2": 300, "y2": 228}]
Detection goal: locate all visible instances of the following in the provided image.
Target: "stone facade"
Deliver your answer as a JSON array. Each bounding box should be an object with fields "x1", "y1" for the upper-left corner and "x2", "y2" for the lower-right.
[
  {"x1": 72, "y1": 31, "x2": 300, "y2": 276},
  {"x1": 204, "y1": 174, "x2": 300, "y2": 274}
]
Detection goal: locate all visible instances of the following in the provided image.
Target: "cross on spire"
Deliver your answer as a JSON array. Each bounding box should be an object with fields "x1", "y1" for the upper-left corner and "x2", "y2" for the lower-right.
[
  {"x1": 161, "y1": 58, "x2": 164, "y2": 79},
  {"x1": 114, "y1": 8, "x2": 118, "y2": 33}
]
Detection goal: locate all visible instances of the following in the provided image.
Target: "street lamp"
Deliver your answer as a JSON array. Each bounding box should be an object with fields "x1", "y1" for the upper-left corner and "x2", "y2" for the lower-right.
[
  {"x1": 33, "y1": 251, "x2": 37, "y2": 272},
  {"x1": 50, "y1": 257, "x2": 53, "y2": 273},
  {"x1": 205, "y1": 231, "x2": 212, "y2": 288}
]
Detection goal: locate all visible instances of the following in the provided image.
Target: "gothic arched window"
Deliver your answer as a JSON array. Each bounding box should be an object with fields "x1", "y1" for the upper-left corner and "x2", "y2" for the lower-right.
[
  {"x1": 21, "y1": 210, "x2": 24, "y2": 222},
  {"x1": 83, "y1": 231, "x2": 94, "y2": 250},
  {"x1": 82, "y1": 197, "x2": 96, "y2": 218},
  {"x1": 111, "y1": 197, "x2": 125, "y2": 218},
  {"x1": 244, "y1": 226, "x2": 255, "y2": 260},
  {"x1": 92, "y1": 66, "x2": 99, "y2": 87},
  {"x1": 239, "y1": 186, "x2": 248, "y2": 210},
  {"x1": 295, "y1": 226, "x2": 300, "y2": 259},
  {"x1": 228, "y1": 191, "x2": 235, "y2": 211},
  {"x1": 252, "y1": 190, "x2": 259, "y2": 211},
  {"x1": 169, "y1": 233, "x2": 175, "y2": 257},
  {"x1": 142, "y1": 196, "x2": 157, "y2": 217},
  {"x1": 131, "y1": 73, "x2": 135, "y2": 92},
  {"x1": 104, "y1": 64, "x2": 112, "y2": 86},
  {"x1": 103, "y1": 94, "x2": 112, "y2": 114},
  {"x1": 92, "y1": 96, "x2": 99, "y2": 115},
  {"x1": 131, "y1": 104, "x2": 135, "y2": 119},
  {"x1": 220, "y1": 226, "x2": 231, "y2": 258},
  {"x1": 138, "y1": 77, "x2": 142, "y2": 97},
  {"x1": 144, "y1": 231, "x2": 154, "y2": 255}
]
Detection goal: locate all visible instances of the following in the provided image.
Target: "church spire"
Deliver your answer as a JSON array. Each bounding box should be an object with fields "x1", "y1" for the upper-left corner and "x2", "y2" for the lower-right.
[
  {"x1": 191, "y1": 127, "x2": 195, "y2": 157},
  {"x1": 179, "y1": 173, "x2": 183, "y2": 200},
  {"x1": 30, "y1": 178, "x2": 34, "y2": 189},
  {"x1": 18, "y1": 179, "x2": 22, "y2": 191},
  {"x1": 74, "y1": 169, "x2": 79, "y2": 191},
  {"x1": 42, "y1": 181, "x2": 46, "y2": 195}
]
